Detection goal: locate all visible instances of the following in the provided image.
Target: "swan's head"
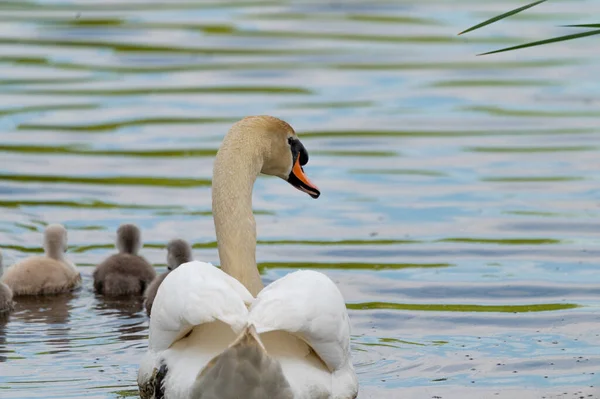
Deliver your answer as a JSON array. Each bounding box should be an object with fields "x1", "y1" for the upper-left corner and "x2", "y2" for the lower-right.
[
  {"x1": 236, "y1": 115, "x2": 320, "y2": 199},
  {"x1": 116, "y1": 223, "x2": 142, "y2": 255},
  {"x1": 44, "y1": 224, "x2": 68, "y2": 257},
  {"x1": 166, "y1": 238, "x2": 192, "y2": 270}
]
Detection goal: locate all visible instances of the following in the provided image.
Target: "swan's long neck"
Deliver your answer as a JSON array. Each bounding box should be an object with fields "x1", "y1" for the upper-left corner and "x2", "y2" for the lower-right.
[{"x1": 212, "y1": 128, "x2": 265, "y2": 296}]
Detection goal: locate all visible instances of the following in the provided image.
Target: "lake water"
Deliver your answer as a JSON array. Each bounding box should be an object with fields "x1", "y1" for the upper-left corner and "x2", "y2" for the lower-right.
[{"x1": 1, "y1": 1, "x2": 600, "y2": 398}]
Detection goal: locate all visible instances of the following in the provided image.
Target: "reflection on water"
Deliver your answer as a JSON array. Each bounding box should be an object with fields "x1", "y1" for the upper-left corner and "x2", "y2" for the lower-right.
[
  {"x1": 1, "y1": 0, "x2": 600, "y2": 398},
  {"x1": 0, "y1": 321, "x2": 7, "y2": 363},
  {"x1": 93, "y1": 296, "x2": 148, "y2": 343},
  {"x1": 12, "y1": 293, "x2": 75, "y2": 325}
]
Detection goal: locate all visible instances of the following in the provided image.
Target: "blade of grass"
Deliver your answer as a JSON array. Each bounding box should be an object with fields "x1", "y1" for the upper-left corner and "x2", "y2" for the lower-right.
[
  {"x1": 479, "y1": 28, "x2": 600, "y2": 55},
  {"x1": 459, "y1": 0, "x2": 546, "y2": 35},
  {"x1": 561, "y1": 23, "x2": 600, "y2": 28}
]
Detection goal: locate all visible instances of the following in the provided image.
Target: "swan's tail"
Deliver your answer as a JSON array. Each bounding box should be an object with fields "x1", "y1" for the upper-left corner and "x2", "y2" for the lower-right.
[
  {"x1": 191, "y1": 324, "x2": 294, "y2": 399},
  {"x1": 103, "y1": 273, "x2": 142, "y2": 296}
]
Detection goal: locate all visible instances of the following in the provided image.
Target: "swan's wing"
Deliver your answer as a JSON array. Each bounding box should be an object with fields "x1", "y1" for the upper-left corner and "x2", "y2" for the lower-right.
[
  {"x1": 149, "y1": 261, "x2": 253, "y2": 351},
  {"x1": 248, "y1": 270, "x2": 351, "y2": 372}
]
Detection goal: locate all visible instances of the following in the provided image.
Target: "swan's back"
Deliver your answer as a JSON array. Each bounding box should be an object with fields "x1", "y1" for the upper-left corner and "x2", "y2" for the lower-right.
[
  {"x1": 139, "y1": 263, "x2": 357, "y2": 399},
  {"x1": 191, "y1": 325, "x2": 293, "y2": 399}
]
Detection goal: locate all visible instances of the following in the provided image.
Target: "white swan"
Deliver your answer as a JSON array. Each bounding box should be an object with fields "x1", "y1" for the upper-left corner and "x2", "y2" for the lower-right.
[{"x1": 138, "y1": 116, "x2": 358, "y2": 399}]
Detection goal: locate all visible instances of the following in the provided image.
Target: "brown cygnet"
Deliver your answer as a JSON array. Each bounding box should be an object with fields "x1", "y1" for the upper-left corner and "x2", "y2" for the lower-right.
[
  {"x1": 0, "y1": 251, "x2": 15, "y2": 313},
  {"x1": 143, "y1": 238, "x2": 193, "y2": 317},
  {"x1": 1, "y1": 224, "x2": 80, "y2": 296},
  {"x1": 93, "y1": 224, "x2": 156, "y2": 297}
]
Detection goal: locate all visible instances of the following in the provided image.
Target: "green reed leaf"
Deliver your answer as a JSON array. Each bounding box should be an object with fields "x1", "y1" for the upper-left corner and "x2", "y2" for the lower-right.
[
  {"x1": 561, "y1": 23, "x2": 600, "y2": 28},
  {"x1": 458, "y1": 0, "x2": 546, "y2": 35},
  {"x1": 479, "y1": 28, "x2": 600, "y2": 55}
]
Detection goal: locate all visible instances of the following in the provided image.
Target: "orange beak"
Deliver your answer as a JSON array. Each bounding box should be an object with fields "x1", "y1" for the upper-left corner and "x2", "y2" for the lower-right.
[{"x1": 288, "y1": 156, "x2": 320, "y2": 199}]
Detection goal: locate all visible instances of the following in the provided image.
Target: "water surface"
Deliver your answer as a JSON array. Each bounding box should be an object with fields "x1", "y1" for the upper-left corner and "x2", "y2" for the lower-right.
[{"x1": 1, "y1": 0, "x2": 600, "y2": 398}]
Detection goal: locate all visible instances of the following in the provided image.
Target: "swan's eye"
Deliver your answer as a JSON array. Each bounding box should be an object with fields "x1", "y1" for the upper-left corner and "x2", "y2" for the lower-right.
[{"x1": 289, "y1": 137, "x2": 309, "y2": 165}]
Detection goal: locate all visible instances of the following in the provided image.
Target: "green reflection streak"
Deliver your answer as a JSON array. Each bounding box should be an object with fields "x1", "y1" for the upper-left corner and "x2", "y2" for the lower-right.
[
  {"x1": 0, "y1": 245, "x2": 43, "y2": 254},
  {"x1": 204, "y1": 30, "x2": 520, "y2": 45},
  {"x1": 66, "y1": 240, "x2": 422, "y2": 253},
  {"x1": 370, "y1": 338, "x2": 447, "y2": 347},
  {"x1": 3, "y1": 379, "x2": 89, "y2": 384},
  {"x1": 0, "y1": 146, "x2": 397, "y2": 158},
  {"x1": 243, "y1": 12, "x2": 438, "y2": 25},
  {"x1": 314, "y1": 150, "x2": 397, "y2": 157},
  {"x1": 0, "y1": 37, "x2": 332, "y2": 55},
  {"x1": 468, "y1": 146, "x2": 593, "y2": 153},
  {"x1": 156, "y1": 209, "x2": 275, "y2": 216},
  {"x1": 0, "y1": 0, "x2": 282, "y2": 11},
  {"x1": 0, "y1": 78, "x2": 93, "y2": 85},
  {"x1": 379, "y1": 337, "x2": 448, "y2": 346},
  {"x1": 0, "y1": 145, "x2": 218, "y2": 157},
  {"x1": 257, "y1": 239, "x2": 420, "y2": 245},
  {"x1": 18, "y1": 117, "x2": 237, "y2": 132},
  {"x1": 37, "y1": 20, "x2": 236, "y2": 35},
  {"x1": 0, "y1": 174, "x2": 211, "y2": 187},
  {"x1": 334, "y1": 59, "x2": 576, "y2": 70},
  {"x1": 280, "y1": 101, "x2": 373, "y2": 109},
  {"x1": 0, "y1": 59, "x2": 577, "y2": 74},
  {"x1": 357, "y1": 342, "x2": 399, "y2": 349},
  {"x1": 431, "y1": 79, "x2": 553, "y2": 87},
  {"x1": 438, "y1": 238, "x2": 560, "y2": 245},
  {"x1": 258, "y1": 262, "x2": 451, "y2": 271},
  {"x1": 0, "y1": 104, "x2": 96, "y2": 116},
  {"x1": 503, "y1": 210, "x2": 573, "y2": 217},
  {"x1": 347, "y1": 14, "x2": 438, "y2": 25},
  {"x1": 347, "y1": 302, "x2": 580, "y2": 312},
  {"x1": 114, "y1": 389, "x2": 139, "y2": 398},
  {"x1": 464, "y1": 105, "x2": 600, "y2": 118},
  {"x1": 351, "y1": 169, "x2": 447, "y2": 176},
  {"x1": 69, "y1": 225, "x2": 105, "y2": 231},
  {"x1": 2, "y1": 237, "x2": 565, "y2": 254},
  {"x1": 483, "y1": 177, "x2": 584, "y2": 182},
  {"x1": 14, "y1": 222, "x2": 38, "y2": 232},
  {"x1": 69, "y1": 244, "x2": 118, "y2": 253},
  {"x1": 26, "y1": 18, "x2": 508, "y2": 45},
  {"x1": 17, "y1": 86, "x2": 312, "y2": 96},
  {"x1": 0, "y1": 199, "x2": 176, "y2": 210},
  {"x1": 301, "y1": 127, "x2": 592, "y2": 138}
]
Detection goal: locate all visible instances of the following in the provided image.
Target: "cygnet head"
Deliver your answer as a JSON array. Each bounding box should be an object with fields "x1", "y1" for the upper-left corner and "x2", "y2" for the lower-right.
[
  {"x1": 223, "y1": 115, "x2": 321, "y2": 199},
  {"x1": 0, "y1": 250, "x2": 3, "y2": 277},
  {"x1": 116, "y1": 224, "x2": 142, "y2": 255},
  {"x1": 166, "y1": 239, "x2": 192, "y2": 270},
  {"x1": 44, "y1": 224, "x2": 68, "y2": 260}
]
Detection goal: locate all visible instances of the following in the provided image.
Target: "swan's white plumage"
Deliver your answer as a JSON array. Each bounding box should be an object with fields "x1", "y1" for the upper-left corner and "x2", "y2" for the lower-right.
[
  {"x1": 149, "y1": 261, "x2": 253, "y2": 351},
  {"x1": 250, "y1": 270, "x2": 358, "y2": 399},
  {"x1": 250, "y1": 270, "x2": 350, "y2": 371},
  {"x1": 139, "y1": 263, "x2": 357, "y2": 399}
]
